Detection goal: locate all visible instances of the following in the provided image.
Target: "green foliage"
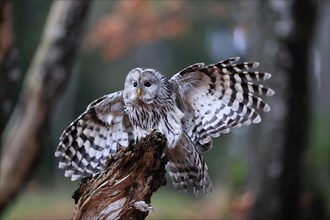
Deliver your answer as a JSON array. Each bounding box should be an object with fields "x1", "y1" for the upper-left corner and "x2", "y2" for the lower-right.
[
  {"x1": 2, "y1": 187, "x2": 74, "y2": 219},
  {"x1": 229, "y1": 159, "x2": 247, "y2": 191}
]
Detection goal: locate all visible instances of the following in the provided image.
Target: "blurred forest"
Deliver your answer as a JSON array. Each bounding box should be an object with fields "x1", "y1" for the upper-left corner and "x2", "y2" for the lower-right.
[{"x1": 0, "y1": 0, "x2": 329, "y2": 219}]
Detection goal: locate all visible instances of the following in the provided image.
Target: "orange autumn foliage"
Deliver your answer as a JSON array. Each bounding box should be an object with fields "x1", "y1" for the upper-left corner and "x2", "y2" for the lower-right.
[{"x1": 85, "y1": 1, "x2": 188, "y2": 60}]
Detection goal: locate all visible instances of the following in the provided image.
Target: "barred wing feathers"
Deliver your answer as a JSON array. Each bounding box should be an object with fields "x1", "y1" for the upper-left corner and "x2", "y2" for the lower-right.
[
  {"x1": 55, "y1": 91, "x2": 132, "y2": 180},
  {"x1": 165, "y1": 134, "x2": 212, "y2": 194},
  {"x1": 170, "y1": 57, "x2": 275, "y2": 152}
]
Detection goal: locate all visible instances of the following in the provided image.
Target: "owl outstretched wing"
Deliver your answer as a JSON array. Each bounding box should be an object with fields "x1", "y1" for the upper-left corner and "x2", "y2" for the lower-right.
[
  {"x1": 55, "y1": 91, "x2": 133, "y2": 180},
  {"x1": 170, "y1": 57, "x2": 275, "y2": 152}
]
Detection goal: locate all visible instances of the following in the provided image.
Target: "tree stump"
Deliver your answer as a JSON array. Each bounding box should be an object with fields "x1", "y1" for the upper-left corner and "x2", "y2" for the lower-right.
[{"x1": 72, "y1": 132, "x2": 168, "y2": 220}]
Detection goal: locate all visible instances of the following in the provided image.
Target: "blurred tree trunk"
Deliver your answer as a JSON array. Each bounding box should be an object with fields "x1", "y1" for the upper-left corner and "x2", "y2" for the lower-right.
[
  {"x1": 239, "y1": 1, "x2": 318, "y2": 220},
  {"x1": 0, "y1": 0, "x2": 22, "y2": 137},
  {"x1": 0, "y1": 0, "x2": 91, "y2": 212}
]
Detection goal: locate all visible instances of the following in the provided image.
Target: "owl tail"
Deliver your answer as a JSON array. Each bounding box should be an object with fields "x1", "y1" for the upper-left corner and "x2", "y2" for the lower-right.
[{"x1": 165, "y1": 135, "x2": 212, "y2": 195}]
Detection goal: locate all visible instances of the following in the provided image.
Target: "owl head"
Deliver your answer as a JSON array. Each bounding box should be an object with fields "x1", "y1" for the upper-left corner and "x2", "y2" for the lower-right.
[{"x1": 123, "y1": 68, "x2": 170, "y2": 105}]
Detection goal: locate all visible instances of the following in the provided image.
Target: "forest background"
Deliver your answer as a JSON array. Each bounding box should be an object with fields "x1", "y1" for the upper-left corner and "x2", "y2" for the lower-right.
[{"x1": 1, "y1": 1, "x2": 329, "y2": 219}]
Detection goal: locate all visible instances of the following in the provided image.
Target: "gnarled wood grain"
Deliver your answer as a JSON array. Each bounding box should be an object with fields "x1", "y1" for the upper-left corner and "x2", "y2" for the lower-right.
[{"x1": 72, "y1": 132, "x2": 168, "y2": 220}]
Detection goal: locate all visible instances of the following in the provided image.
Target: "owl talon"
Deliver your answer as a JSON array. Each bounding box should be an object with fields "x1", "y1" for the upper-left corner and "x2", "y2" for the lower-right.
[{"x1": 148, "y1": 128, "x2": 158, "y2": 135}]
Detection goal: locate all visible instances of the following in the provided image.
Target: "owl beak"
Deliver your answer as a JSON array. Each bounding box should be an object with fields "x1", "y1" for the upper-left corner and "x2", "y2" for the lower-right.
[{"x1": 137, "y1": 86, "x2": 141, "y2": 98}]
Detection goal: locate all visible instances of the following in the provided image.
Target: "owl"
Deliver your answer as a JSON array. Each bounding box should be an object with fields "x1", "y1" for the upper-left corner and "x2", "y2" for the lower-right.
[{"x1": 55, "y1": 57, "x2": 274, "y2": 194}]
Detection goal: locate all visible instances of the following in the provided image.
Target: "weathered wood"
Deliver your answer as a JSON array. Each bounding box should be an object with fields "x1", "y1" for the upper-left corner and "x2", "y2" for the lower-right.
[{"x1": 72, "y1": 132, "x2": 168, "y2": 220}]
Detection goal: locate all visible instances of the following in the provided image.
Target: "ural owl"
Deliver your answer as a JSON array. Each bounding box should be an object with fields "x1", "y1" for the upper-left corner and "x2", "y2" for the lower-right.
[{"x1": 55, "y1": 57, "x2": 274, "y2": 194}]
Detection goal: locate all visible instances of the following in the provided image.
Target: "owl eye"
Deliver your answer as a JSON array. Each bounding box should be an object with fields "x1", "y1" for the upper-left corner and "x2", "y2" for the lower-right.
[
  {"x1": 144, "y1": 82, "x2": 151, "y2": 87},
  {"x1": 133, "y1": 82, "x2": 138, "y2": 87}
]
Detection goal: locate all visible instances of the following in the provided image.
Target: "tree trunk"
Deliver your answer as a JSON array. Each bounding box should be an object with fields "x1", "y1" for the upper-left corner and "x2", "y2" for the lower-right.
[
  {"x1": 240, "y1": 1, "x2": 317, "y2": 220},
  {"x1": 0, "y1": 0, "x2": 91, "y2": 212},
  {"x1": 0, "y1": 0, "x2": 22, "y2": 135},
  {"x1": 72, "y1": 132, "x2": 168, "y2": 220},
  {"x1": 278, "y1": 1, "x2": 316, "y2": 219}
]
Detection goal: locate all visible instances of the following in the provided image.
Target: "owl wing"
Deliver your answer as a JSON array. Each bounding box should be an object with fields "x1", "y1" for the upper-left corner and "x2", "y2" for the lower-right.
[
  {"x1": 170, "y1": 57, "x2": 275, "y2": 152},
  {"x1": 55, "y1": 91, "x2": 133, "y2": 180}
]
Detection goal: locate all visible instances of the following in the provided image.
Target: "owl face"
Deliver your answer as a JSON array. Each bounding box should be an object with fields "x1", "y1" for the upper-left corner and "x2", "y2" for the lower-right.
[{"x1": 124, "y1": 68, "x2": 162, "y2": 104}]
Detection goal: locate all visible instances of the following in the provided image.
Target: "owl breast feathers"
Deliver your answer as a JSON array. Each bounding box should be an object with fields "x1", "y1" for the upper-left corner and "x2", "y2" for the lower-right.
[{"x1": 55, "y1": 57, "x2": 274, "y2": 194}]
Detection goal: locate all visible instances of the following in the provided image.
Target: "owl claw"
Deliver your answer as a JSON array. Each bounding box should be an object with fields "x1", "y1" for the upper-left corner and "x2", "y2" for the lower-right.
[{"x1": 148, "y1": 128, "x2": 158, "y2": 135}]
